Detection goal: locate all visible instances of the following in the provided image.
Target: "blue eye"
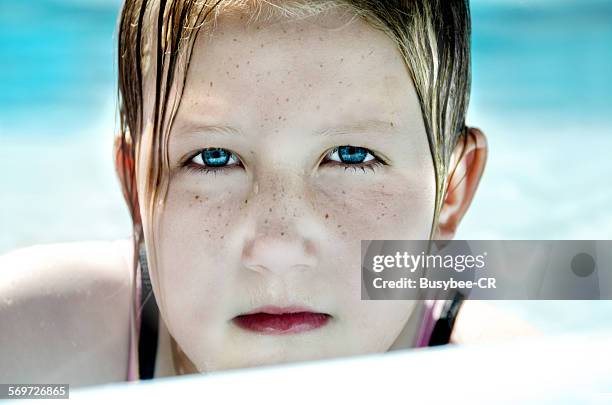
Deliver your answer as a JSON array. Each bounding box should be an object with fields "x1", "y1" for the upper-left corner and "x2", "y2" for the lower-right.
[
  {"x1": 187, "y1": 148, "x2": 240, "y2": 173},
  {"x1": 324, "y1": 145, "x2": 384, "y2": 174},
  {"x1": 328, "y1": 146, "x2": 376, "y2": 164},
  {"x1": 204, "y1": 148, "x2": 229, "y2": 166}
]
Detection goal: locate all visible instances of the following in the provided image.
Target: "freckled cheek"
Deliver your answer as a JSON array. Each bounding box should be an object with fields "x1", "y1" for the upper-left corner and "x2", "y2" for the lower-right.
[
  {"x1": 313, "y1": 176, "x2": 435, "y2": 240},
  {"x1": 153, "y1": 181, "x2": 247, "y2": 318},
  {"x1": 162, "y1": 178, "x2": 248, "y2": 244}
]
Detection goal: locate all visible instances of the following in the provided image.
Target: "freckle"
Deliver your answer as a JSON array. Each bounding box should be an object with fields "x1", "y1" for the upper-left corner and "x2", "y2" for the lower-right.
[
  {"x1": 325, "y1": 213, "x2": 329, "y2": 219},
  {"x1": 281, "y1": 80, "x2": 284, "y2": 84},
  {"x1": 205, "y1": 229, "x2": 209, "y2": 232},
  {"x1": 217, "y1": 206, "x2": 221, "y2": 209},
  {"x1": 235, "y1": 64, "x2": 239, "y2": 68},
  {"x1": 244, "y1": 199, "x2": 248, "y2": 204},
  {"x1": 264, "y1": 219, "x2": 268, "y2": 224},
  {"x1": 338, "y1": 81, "x2": 343, "y2": 84},
  {"x1": 316, "y1": 105, "x2": 320, "y2": 110},
  {"x1": 261, "y1": 43, "x2": 265, "y2": 48},
  {"x1": 342, "y1": 190, "x2": 346, "y2": 194},
  {"x1": 220, "y1": 235, "x2": 224, "y2": 239},
  {"x1": 281, "y1": 232, "x2": 285, "y2": 236},
  {"x1": 225, "y1": 222, "x2": 229, "y2": 226},
  {"x1": 340, "y1": 57, "x2": 344, "y2": 63},
  {"x1": 247, "y1": 60, "x2": 250, "y2": 64},
  {"x1": 195, "y1": 195, "x2": 199, "y2": 200},
  {"x1": 209, "y1": 81, "x2": 213, "y2": 87},
  {"x1": 318, "y1": 36, "x2": 323, "y2": 41},
  {"x1": 319, "y1": 64, "x2": 323, "y2": 68},
  {"x1": 381, "y1": 213, "x2": 385, "y2": 216},
  {"x1": 269, "y1": 208, "x2": 272, "y2": 213},
  {"x1": 281, "y1": 216, "x2": 285, "y2": 220},
  {"x1": 226, "y1": 71, "x2": 229, "y2": 75},
  {"x1": 308, "y1": 83, "x2": 312, "y2": 88},
  {"x1": 256, "y1": 79, "x2": 260, "y2": 83},
  {"x1": 278, "y1": 115, "x2": 282, "y2": 120},
  {"x1": 390, "y1": 122, "x2": 394, "y2": 127},
  {"x1": 285, "y1": 98, "x2": 289, "y2": 102},
  {"x1": 337, "y1": 224, "x2": 342, "y2": 228},
  {"x1": 233, "y1": 38, "x2": 237, "y2": 42},
  {"x1": 342, "y1": 231, "x2": 347, "y2": 236}
]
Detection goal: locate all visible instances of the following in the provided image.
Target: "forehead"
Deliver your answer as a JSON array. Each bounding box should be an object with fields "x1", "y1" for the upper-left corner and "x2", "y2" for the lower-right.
[{"x1": 167, "y1": 8, "x2": 424, "y2": 137}]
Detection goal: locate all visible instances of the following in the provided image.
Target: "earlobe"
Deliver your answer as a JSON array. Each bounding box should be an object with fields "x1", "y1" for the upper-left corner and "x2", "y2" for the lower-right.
[{"x1": 435, "y1": 127, "x2": 488, "y2": 240}]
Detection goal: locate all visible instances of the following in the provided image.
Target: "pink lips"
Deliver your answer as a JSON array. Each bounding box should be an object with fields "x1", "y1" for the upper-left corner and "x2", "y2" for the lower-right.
[{"x1": 233, "y1": 306, "x2": 330, "y2": 335}]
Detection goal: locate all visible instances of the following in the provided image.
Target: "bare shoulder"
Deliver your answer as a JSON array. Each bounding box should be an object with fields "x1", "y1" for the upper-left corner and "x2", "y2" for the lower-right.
[
  {"x1": 450, "y1": 300, "x2": 541, "y2": 345},
  {"x1": 0, "y1": 239, "x2": 135, "y2": 386}
]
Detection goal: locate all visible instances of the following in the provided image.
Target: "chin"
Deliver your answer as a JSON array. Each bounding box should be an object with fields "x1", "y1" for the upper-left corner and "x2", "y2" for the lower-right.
[{"x1": 205, "y1": 342, "x2": 341, "y2": 372}]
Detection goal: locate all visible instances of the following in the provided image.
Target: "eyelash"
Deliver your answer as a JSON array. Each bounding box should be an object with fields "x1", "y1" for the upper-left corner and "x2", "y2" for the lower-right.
[{"x1": 182, "y1": 146, "x2": 387, "y2": 175}]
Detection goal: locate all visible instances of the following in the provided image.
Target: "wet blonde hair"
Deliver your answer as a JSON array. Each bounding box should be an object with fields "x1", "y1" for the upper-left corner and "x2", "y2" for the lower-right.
[{"x1": 116, "y1": 0, "x2": 471, "y2": 367}]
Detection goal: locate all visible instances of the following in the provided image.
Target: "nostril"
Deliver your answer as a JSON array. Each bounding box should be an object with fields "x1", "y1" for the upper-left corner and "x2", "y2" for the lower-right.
[
  {"x1": 241, "y1": 234, "x2": 318, "y2": 275},
  {"x1": 291, "y1": 263, "x2": 316, "y2": 272},
  {"x1": 246, "y1": 263, "x2": 269, "y2": 274}
]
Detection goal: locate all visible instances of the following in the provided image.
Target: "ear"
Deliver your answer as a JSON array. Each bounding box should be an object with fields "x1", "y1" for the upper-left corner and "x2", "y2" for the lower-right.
[
  {"x1": 434, "y1": 127, "x2": 488, "y2": 240},
  {"x1": 113, "y1": 132, "x2": 132, "y2": 195},
  {"x1": 113, "y1": 132, "x2": 141, "y2": 223}
]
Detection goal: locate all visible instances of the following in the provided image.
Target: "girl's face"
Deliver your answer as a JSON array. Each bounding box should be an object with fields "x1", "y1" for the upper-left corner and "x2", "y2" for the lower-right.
[{"x1": 144, "y1": 10, "x2": 436, "y2": 372}]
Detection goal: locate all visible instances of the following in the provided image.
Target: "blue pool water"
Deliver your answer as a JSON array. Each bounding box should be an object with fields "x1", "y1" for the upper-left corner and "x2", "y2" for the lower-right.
[{"x1": 0, "y1": 0, "x2": 611, "y2": 332}]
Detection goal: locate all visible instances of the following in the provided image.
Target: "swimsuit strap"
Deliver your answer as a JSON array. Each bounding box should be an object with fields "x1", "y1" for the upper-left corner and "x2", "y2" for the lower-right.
[
  {"x1": 138, "y1": 244, "x2": 159, "y2": 380},
  {"x1": 427, "y1": 292, "x2": 465, "y2": 346}
]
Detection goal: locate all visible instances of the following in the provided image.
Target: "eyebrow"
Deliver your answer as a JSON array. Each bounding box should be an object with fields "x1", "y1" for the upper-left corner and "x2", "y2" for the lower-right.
[{"x1": 173, "y1": 119, "x2": 400, "y2": 138}]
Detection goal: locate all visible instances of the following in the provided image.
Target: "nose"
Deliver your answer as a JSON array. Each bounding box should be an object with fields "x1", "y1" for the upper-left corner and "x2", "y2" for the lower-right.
[
  {"x1": 242, "y1": 234, "x2": 318, "y2": 275},
  {"x1": 240, "y1": 172, "x2": 320, "y2": 276}
]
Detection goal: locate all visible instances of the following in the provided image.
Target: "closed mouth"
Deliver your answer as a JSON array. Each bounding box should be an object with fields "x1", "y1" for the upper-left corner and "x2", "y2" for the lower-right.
[{"x1": 233, "y1": 306, "x2": 331, "y2": 335}]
